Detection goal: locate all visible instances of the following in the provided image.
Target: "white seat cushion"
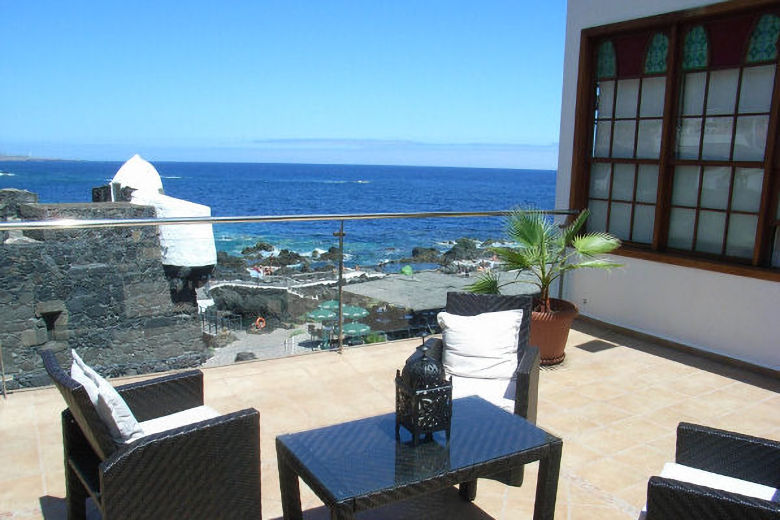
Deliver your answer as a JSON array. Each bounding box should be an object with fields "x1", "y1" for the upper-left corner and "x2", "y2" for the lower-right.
[
  {"x1": 137, "y1": 405, "x2": 221, "y2": 439},
  {"x1": 450, "y1": 374, "x2": 516, "y2": 413},
  {"x1": 642, "y1": 462, "x2": 779, "y2": 513},
  {"x1": 71, "y1": 350, "x2": 144, "y2": 444},
  {"x1": 438, "y1": 309, "x2": 523, "y2": 380}
]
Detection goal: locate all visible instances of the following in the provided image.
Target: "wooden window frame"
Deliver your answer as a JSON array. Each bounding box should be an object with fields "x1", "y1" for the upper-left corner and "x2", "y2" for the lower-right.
[{"x1": 570, "y1": 0, "x2": 780, "y2": 282}]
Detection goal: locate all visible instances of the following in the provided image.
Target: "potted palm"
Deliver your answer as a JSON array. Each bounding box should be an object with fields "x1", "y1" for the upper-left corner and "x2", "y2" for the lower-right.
[{"x1": 467, "y1": 209, "x2": 621, "y2": 365}]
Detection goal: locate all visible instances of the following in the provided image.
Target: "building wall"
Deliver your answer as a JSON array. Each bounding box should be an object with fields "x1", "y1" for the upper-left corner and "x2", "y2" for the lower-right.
[{"x1": 557, "y1": 0, "x2": 780, "y2": 370}]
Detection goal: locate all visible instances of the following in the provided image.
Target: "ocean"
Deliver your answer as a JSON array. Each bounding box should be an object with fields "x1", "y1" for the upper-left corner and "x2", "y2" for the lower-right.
[{"x1": 0, "y1": 160, "x2": 556, "y2": 267}]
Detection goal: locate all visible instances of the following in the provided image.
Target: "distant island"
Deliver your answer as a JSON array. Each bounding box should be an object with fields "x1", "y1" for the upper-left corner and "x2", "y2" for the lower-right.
[{"x1": 0, "y1": 154, "x2": 67, "y2": 161}]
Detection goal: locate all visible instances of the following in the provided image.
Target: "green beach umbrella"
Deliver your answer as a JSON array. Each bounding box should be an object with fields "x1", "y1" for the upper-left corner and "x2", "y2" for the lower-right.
[
  {"x1": 319, "y1": 299, "x2": 339, "y2": 311},
  {"x1": 308, "y1": 309, "x2": 336, "y2": 321},
  {"x1": 342, "y1": 322, "x2": 370, "y2": 336},
  {"x1": 342, "y1": 305, "x2": 368, "y2": 321}
]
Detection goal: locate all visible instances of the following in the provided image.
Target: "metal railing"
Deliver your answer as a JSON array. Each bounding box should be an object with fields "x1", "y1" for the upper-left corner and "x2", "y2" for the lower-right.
[{"x1": 0, "y1": 208, "x2": 577, "y2": 355}]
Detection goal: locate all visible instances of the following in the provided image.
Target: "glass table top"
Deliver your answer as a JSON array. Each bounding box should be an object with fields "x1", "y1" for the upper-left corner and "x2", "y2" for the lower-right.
[{"x1": 277, "y1": 396, "x2": 555, "y2": 502}]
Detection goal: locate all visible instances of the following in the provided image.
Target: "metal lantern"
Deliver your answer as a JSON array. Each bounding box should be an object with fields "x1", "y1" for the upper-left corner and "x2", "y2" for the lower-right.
[{"x1": 395, "y1": 343, "x2": 453, "y2": 446}]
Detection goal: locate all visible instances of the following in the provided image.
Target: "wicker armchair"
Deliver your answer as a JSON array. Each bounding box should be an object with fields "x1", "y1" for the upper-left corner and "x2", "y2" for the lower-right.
[
  {"x1": 424, "y1": 291, "x2": 540, "y2": 497},
  {"x1": 646, "y1": 422, "x2": 780, "y2": 519},
  {"x1": 40, "y1": 350, "x2": 262, "y2": 520}
]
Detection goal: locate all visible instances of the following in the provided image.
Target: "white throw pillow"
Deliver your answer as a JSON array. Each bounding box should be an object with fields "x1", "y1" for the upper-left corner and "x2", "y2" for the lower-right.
[
  {"x1": 71, "y1": 350, "x2": 144, "y2": 443},
  {"x1": 70, "y1": 356, "x2": 99, "y2": 404},
  {"x1": 438, "y1": 309, "x2": 523, "y2": 380}
]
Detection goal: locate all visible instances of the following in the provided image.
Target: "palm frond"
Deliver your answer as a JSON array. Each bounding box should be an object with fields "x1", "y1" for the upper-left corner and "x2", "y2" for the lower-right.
[
  {"x1": 505, "y1": 210, "x2": 553, "y2": 249},
  {"x1": 465, "y1": 272, "x2": 501, "y2": 294},
  {"x1": 572, "y1": 233, "x2": 621, "y2": 256},
  {"x1": 566, "y1": 259, "x2": 622, "y2": 270},
  {"x1": 562, "y1": 209, "x2": 590, "y2": 246},
  {"x1": 491, "y1": 246, "x2": 532, "y2": 270}
]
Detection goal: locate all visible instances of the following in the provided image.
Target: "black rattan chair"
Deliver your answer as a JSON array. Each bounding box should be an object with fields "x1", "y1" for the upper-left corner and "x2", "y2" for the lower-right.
[
  {"x1": 646, "y1": 422, "x2": 780, "y2": 519},
  {"x1": 40, "y1": 349, "x2": 262, "y2": 520},
  {"x1": 424, "y1": 291, "x2": 540, "y2": 497}
]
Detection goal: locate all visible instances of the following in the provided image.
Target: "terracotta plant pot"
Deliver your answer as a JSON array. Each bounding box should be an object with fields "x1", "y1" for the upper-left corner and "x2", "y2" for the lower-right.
[{"x1": 530, "y1": 298, "x2": 578, "y2": 365}]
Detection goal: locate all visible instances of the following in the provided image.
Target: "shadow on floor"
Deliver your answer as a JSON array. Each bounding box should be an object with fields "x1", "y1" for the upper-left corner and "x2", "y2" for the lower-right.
[
  {"x1": 40, "y1": 496, "x2": 101, "y2": 520},
  {"x1": 267, "y1": 487, "x2": 496, "y2": 520},
  {"x1": 571, "y1": 319, "x2": 780, "y2": 393}
]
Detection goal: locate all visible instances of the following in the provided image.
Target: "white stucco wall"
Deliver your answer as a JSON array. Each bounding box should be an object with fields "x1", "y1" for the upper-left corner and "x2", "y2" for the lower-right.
[{"x1": 557, "y1": 0, "x2": 780, "y2": 370}]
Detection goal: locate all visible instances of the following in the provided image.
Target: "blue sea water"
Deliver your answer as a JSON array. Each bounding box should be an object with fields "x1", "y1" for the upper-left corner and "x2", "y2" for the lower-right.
[{"x1": 0, "y1": 160, "x2": 556, "y2": 267}]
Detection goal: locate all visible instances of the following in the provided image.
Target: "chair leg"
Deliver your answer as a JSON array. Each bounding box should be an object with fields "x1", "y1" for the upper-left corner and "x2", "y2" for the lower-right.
[
  {"x1": 459, "y1": 479, "x2": 478, "y2": 501},
  {"x1": 65, "y1": 462, "x2": 87, "y2": 520}
]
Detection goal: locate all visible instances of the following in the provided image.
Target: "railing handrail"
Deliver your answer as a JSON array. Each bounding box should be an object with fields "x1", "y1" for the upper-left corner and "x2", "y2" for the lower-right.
[{"x1": 0, "y1": 208, "x2": 577, "y2": 231}]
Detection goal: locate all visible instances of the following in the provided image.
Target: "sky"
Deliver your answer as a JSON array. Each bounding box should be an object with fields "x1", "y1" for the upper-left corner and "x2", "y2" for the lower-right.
[{"x1": 0, "y1": 1, "x2": 566, "y2": 169}]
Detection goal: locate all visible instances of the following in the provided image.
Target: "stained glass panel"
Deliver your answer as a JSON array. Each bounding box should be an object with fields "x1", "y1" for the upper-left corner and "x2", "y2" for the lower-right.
[
  {"x1": 644, "y1": 33, "x2": 669, "y2": 74},
  {"x1": 597, "y1": 41, "x2": 616, "y2": 78},
  {"x1": 683, "y1": 26, "x2": 708, "y2": 70},
  {"x1": 747, "y1": 14, "x2": 780, "y2": 63}
]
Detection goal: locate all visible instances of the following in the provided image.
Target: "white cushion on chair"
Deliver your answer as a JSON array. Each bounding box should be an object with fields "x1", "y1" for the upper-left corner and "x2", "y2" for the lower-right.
[
  {"x1": 70, "y1": 357, "x2": 99, "y2": 404},
  {"x1": 658, "y1": 462, "x2": 778, "y2": 502},
  {"x1": 71, "y1": 350, "x2": 144, "y2": 444},
  {"x1": 450, "y1": 375, "x2": 516, "y2": 413},
  {"x1": 136, "y1": 405, "x2": 221, "y2": 439},
  {"x1": 438, "y1": 309, "x2": 522, "y2": 379}
]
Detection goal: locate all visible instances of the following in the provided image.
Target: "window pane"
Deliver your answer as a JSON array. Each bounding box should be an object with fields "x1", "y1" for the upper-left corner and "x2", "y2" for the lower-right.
[
  {"x1": 597, "y1": 41, "x2": 617, "y2": 78},
  {"x1": 636, "y1": 119, "x2": 663, "y2": 158},
  {"x1": 672, "y1": 166, "x2": 700, "y2": 207},
  {"x1": 640, "y1": 77, "x2": 666, "y2": 117},
  {"x1": 632, "y1": 204, "x2": 655, "y2": 244},
  {"x1": 589, "y1": 163, "x2": 611, "y2": 198},
  {"x1": 695, "y1": 210, "x2": 726, "y2": 254},
  {"x1": 731, "y1": 168, "x2": 764, "y2": 212},
  {"x1": 612, "y1": 120, "x2": 636, "y2": 158},
  {"x1": 587, "y1": 199, "x2": 608, "y2": 232},
  {"x1": 644, "y1": 33, "x2": 669, "y2": 74},
  {"x1": 598, "y1": 80, "x2": 615, "y2": 118},
  {"x1": 773, "y1": 227, "x2": 780, "y2": 267},
  {"x1": 683, "y1": 26, "x2": 708, "y2": 70},
  {"x1": 746, "y1": 14, "x2": 780, "y2": 63},
  {"x1": 609, "y1": 202, "x2": 632, "y2": 240},
  {"x1": 733, "y1": 115, "x2": 769, "y2": 161},
  {"x1": 706, "y1": 69, "x2": 739, "y2": 115},
  {"x1": 615, "y1": 79, "x2": 640, "y2": 118},
  {"x1": 678, "y1": 118, "x2": 702, "y2": 159},
  {"x1": 700, "y1": 166, "x2": 731, "y2": 210},
  {"x1": 701, "y1": 116, "x2": 733, "y2": 160},
  {"x1": 612, "y1": 163, "x2": 635, "y2": 200},
  {"x1": 682, "y1": 72, "x2": 706, "y2": 115},
  {"x1": 725, "y1": 214, "x2": 757, "y2": 258},
  {"x1": 636, "y1": 165, "x2": 658, "y2": 203},
  {"x1": 668, "y1": 208, "x2": 696, "y2": 250},
  {"x1": 738, "y1": 65, "x2": 775, "y2": 113},
  {"x1": 594, "y1": 121, "x2": 611, "y2": 157}
]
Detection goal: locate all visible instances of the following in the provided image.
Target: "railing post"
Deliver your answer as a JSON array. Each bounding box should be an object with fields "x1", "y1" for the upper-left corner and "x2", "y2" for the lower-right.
[{"x1": 334, "y1": 220, "x2": 345, "y2": 353}]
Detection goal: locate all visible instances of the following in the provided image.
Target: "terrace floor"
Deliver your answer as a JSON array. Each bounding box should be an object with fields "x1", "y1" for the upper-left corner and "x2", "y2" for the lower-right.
[{"x1": 1, "y1": 320, "x2": 778, "y2": 519}]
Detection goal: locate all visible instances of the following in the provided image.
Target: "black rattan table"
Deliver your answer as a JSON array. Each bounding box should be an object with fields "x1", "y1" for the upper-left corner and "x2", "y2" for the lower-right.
[{"x1": 276, "y1": 396, "x2": 562, "y2": 519}]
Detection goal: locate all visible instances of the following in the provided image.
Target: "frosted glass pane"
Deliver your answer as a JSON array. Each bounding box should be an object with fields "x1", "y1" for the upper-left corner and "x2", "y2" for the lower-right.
[
  {"x1": 706, "y1": 69, "x2": 739, "y2": 115},
  {"x1": 612, "y1": 120, "x2": 636, "y2": 158},
  {"x1": 682, "y1": 72, "x2": 706, "y2": 115},
  {"x1": 732, "y1": 168, "x2": 764, "y2": 212},
  {"x1": 612, "y1": 163, "x2": 635, "y2": 201},
  {"x1": 701, "y1": 117, "x2": 733, "y2": 160},
  {"x1": 672, "y1": 166, "x2": 700, "y2": 207},
  {"x1": 589, "y1": 163, "x2": 611, "y2": 198},
  {"x1": 615, "y1": 79, "x2": 640, "y2": 118},
  {"x1": 594, "y1": 121, "x2": 611, "y2": 157},
  {"x1": 733, "y1": 115, "x2": 769, "y2": 161},
  {"x1": 636, "y1": 165, "x2": 658, "y2": 203},
  {"x1": 587, "y1": 199, "x2": 608, "y2": 232},
  {"x1": 739, "y1": 65, "x2": 775, "y2": 113},
  {"x1": 640, "y1": 77, "x2": 666, "y2": 117},
  {"x1": 772, "y1": 228, "x2": 780, "y2": 267},
  {"x1": 632, "y1": 204, "x2": 655, "y2": 244},
  {"x1": 700, "y1": 166, "x2": 731, "y2": 210},
  {"x1": 695, "y1": 210, "x2": 726, "y2": 254},
  {"x1": 598, "y1": 80, "x2": 615, "y2": 118},
  {"x1": 609, "y1": 202, "x2": 631, "y2": 240},
  {"x1": 668, "y1": 208, "x2": 696, "y2": 250},
  {"x1": 636, "y1": 119, "x2": 663, "y2": 158},
  {"x1": 725, "y1": 214, "x2": 757, "y2": 258},
  {"x1": 677, "y1": 118, "x2": 701, "y2": 159}
]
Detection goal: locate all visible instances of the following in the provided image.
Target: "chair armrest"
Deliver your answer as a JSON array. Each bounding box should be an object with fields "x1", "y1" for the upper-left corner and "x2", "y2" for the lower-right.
[
  {"x1": 100, "y1": 408, "x2": 261, "y2": 520},
  {"x1": 676, "y1": 422, "x2": 780, "y2": 488},
  {"x1": 116, "y1": 370, "x2": 204, "y2": 422},
  {"x1": 646, "y1": 476, "x2": 780, "y2": 520},
  {"x1": 514, "y1": 346, "x2": 539, "y2": 423}
]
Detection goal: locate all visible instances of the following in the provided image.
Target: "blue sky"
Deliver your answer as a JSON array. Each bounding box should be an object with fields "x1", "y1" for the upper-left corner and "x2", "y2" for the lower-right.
[{"x1": 0, "y1": 1, "x2": 566, "y2": 169}]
